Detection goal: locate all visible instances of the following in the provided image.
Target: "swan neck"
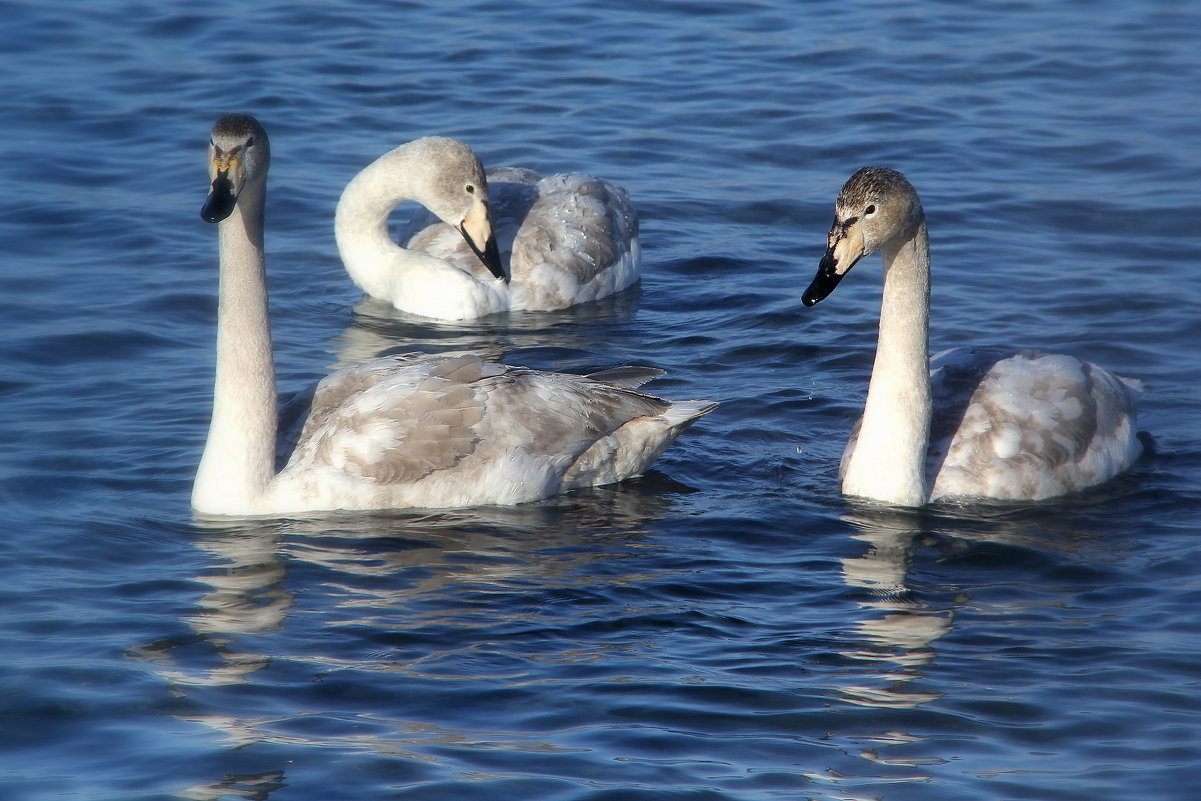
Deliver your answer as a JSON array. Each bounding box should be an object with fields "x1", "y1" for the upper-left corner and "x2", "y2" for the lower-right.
[
  {"x1": 335, "y1": 150, "x2": 423, "y2": 300},
  {"x1": 843, "y1": 221, "x2": 932, "y2": 507},
  {"x1": 194, "y1": 183, "x2": 278, "y2": 513}
]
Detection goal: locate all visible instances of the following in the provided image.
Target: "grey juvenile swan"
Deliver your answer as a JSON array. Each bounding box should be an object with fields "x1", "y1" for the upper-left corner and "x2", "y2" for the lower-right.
[
  {"x1": 802, "y1": 166, "x2": 1143, "y2": 507},
  {"x1": 192, "y1": 114, "x2": 713, "y2": 516},
  {"x1": 335, "y1": 137, "x2": 640, "y2": 320}
]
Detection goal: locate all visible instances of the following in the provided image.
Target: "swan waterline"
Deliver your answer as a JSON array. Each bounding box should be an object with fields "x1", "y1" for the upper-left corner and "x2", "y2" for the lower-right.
[
  {"x1": 193, "y1": 114, "x2": 714, "y2": 516},
  {"x1": 803, "y1": 166, "x2": 1143, "y2": 507},
  {"x1": 335, "y1": 137, "x2": 640, "y2": 320}
]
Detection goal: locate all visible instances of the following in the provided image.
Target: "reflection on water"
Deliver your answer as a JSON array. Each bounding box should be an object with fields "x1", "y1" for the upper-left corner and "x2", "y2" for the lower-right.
[
  {"x1": 823, "y1": 497, "x2": 1139, "y2": 795},
  {"x1": 837, "y1": 506, "x2": 952, "y2": 711},
  {"x1": 331, "y1": 289, "x2": 643, "y2": 369},
  {"x1": 135, "y1": 478, "x2": 696, "y2": 787},
  {"x1": 127, "y1": 524, "x2": 292, "y2": 689},
  {"x1": 176, "y1": 771, "x2": 286, "y2": 801}
]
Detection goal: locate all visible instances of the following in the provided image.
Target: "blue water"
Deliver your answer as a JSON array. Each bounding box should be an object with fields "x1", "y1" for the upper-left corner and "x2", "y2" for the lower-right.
[{"x1": 2, "y1": 0, "x2": 1199, "y2": 798}]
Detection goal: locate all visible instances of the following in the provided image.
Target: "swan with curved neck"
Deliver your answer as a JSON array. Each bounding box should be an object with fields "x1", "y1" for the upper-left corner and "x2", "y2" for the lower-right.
[
  {"x1": 803, "y1": 166, "x2": 1142, "y2": 506},
  {"x1": 193, "y1": 114, "x2": 712, "y2": 516},
  {"x1": 335, "y1": 138, "x2": 640, "y2": 320}
]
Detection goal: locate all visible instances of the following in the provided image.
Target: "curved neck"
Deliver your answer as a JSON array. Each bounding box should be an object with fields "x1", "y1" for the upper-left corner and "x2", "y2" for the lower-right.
[
  {"x1": 335, "y1": 146, "x2": 450, "y2": 300},
  {"x1": 193, "y1": 183, "x2": 278, "y2": 514},
  {"x1": 336, "y1": 157, "x2": 403, "y2": 299},
  {"x1": 842, "y1": 221, "x2": 932, "y2": 507}
]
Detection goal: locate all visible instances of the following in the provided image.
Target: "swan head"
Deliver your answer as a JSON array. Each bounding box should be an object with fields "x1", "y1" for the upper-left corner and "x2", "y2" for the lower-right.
[
  {"x1": 202, "y1": 113, "x2": 270, "y2": 224},
  {"x1": 385, "y1": 137, "x2": 506, "y2": 281},
  {"x1": 803, "y1": 166, "x2": 923, "y2": 306}
]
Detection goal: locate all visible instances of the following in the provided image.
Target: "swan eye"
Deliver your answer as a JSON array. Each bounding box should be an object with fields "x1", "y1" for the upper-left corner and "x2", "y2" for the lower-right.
[
  {"x1": 864, "y1": 204, "x2": 877, "y2": 216},
  {"x1": 246, "y1": 136, "x2": 256, "y2": 148},
  {"x1": 465, "y1": 183, "x2": 476, "y2": 195}
]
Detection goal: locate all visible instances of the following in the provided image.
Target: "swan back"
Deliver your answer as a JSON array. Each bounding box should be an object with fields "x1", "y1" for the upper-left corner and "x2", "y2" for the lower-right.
[
  {"x1": 399, "y1": 169, "x2": 640, "y2": 310},
  {"x1": 265, "y1": 353, "x2": 714, "y2": 513},
  {"x1": 926, "y1": 347, "x2": 1142, "y2": 501}
]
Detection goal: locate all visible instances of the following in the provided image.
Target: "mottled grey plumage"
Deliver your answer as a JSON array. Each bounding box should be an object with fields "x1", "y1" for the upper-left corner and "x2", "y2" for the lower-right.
[
  {"x1": 275, "y1": 352, "x2": 693, "y2": 498},
  {"x1": 398, "y1": 167, "x2": 639, "y2": 309}
]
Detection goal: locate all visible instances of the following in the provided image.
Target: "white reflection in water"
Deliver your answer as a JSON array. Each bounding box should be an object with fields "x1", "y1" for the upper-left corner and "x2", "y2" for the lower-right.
[
  {"x1": 176, "y1": 770, "x2": 286, "y2": 801},
  {"x1": 329, "y1": 290, "x2": 641, "y2": 370},
  {"x1": 837, "y1": 507, "x2": 952, "y2": 710},
  {"x1": 135, "y1": 480, "x2": 693, "y2": 774}
]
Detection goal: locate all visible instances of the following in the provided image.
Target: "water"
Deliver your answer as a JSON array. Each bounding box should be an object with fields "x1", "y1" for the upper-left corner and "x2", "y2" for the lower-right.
[{"x1": 2, "y1": 0, "x2": 1199, "y2": 798}]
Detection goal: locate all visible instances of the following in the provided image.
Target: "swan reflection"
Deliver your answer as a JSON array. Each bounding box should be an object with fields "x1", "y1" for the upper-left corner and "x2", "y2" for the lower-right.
[
  {"x1": 137, "y1": 476, "x2": 693, "y2": 778},
  {"x1": 126, "y1": 522, "x2": 291, "y2": 689},
  {"x1": 330, "y1": 289, "x2": 642, "y2": 370},
  {"x1": 826, "y1": 496, "x2": 1129, "y2": 794},
  {"x1": 836, "y1": 506, "x2": 951, "y2": 710},
  {"x1": 175, "y1": 771, "x2": 285, "y2": 801}
]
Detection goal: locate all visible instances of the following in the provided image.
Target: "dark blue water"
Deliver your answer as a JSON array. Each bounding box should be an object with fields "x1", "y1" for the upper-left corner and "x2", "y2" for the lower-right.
[{"x1": 2, "y1": 1, "x2": 1199, "y2": 799}]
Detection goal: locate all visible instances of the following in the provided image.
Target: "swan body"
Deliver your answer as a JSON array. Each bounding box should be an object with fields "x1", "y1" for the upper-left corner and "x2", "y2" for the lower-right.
[
  {"x1": 335, "y1": 139, "x2": 640, "y2": 320},
  {"x1": 803, "y1": 166, "x2": 1142, "y2": 507},
  {"x1": 194, "y1": 114, "x2": 712, "y2": 516}
]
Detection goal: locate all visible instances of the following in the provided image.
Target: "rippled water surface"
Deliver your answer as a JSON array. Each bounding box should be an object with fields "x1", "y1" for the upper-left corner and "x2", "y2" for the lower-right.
[{"x1": 2, "y1": 1, "x2": 1200, "y2": 799}]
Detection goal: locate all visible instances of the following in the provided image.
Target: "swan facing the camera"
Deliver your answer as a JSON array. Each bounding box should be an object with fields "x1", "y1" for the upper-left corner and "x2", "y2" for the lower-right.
[
  {"x1": 802, "y1": 166, "x2": 1143, "y2": 507},
  {"x1": 193, "y1": 114, "x2": 712, "y2": 516},
  {"x1": 335, "y1": 137, "x2": 640, "y2": 320}
]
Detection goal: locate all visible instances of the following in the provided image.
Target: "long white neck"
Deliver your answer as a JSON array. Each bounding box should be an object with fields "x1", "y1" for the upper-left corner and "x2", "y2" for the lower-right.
[
  {"x1": 841, "y1": 222, "x2": 932, "y2": 507},
  {"x1": 335, "y1": 148, "x2": 450, "y2": 300},
  {"x1": 193, "y1": 182, "x2": 278, "y2": 514}
]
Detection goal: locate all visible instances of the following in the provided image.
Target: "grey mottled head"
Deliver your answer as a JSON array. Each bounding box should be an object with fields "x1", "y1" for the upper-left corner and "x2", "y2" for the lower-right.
[
  {"x1": 202, "y1": 113, "x2": 271, "y2": 223},
  {"x1": 803, "y1": 166, "x2": 925, "y2": 306}
]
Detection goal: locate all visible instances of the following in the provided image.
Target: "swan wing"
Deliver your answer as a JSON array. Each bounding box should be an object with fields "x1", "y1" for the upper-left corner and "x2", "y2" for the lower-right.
[
  {"x1": 286, "y1": 354, "x2": 491, "y2": 484},
  {"x1": 928, "y1": 347, "x2": 1141, "y2": 500},
  {"x1": 274, "y1": 354, "x2": 704, "y2": 508},
  {"x1": 508, "y1": 172, "x2": 639, "y2": 296}
]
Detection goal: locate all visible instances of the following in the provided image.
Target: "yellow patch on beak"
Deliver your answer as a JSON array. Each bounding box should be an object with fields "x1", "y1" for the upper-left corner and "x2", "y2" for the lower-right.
[
  {"x1": 459, "y1": 195, "x2": 493, "y2": 252},
  {"x1": 830, "y1": 225, "x2": 866, "y2": 275},
  {"x1": 209, "y1": 147, "x2": 244, "y2": 188}
]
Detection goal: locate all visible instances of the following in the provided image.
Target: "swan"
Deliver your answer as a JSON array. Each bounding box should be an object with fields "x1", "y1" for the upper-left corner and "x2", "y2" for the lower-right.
[
  {"x1": 802, "y1": 166, "x2": 1143, "y2": 507},
  {"x1": 193, "y1": 114, "x2": 713, "y2": 516},
  {"x1": 335, "y1": 137, "x2": 640, "y2": 320}
]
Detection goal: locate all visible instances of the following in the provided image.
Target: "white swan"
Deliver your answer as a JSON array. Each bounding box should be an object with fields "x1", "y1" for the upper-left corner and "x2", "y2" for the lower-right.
[
  {"x1": 193, "y1": 114, "x2": 713, "y2": 516},
  {"x1": 802, "y1": 166, "x2": 1143, "y2": 507},
  {"x1": 335, "y1": 137, "x2": 640, "y2": 320}
]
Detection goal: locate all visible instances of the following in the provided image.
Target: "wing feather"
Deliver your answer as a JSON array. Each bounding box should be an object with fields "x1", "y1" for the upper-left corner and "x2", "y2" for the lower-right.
[
  {"x1": 280, "y1": 355, "x2": 676, "y2": 492},
  {"x1": 929, "y1": 347, "x2": 1140, "y2": 499}
]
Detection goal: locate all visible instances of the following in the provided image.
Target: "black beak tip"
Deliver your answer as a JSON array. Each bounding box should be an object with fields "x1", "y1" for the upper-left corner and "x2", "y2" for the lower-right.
[
  {"x1": 801, "y1": 254, "x2": 844, "y2": 307},
  {"x1": 201, "y1": 176, "x2": 237, "y2": 223},
  {"x1": 483, "y1": 238, "x2": 506, "y2": 282},
  {"x1": 460, "y1": 223, "x2": 506, "y2": 281}
]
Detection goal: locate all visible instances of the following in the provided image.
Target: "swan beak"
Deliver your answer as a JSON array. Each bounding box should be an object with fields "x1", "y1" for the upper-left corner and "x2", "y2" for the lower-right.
[
  {"x1": 201, "y1": 174, "x2": 238, "y2": 223},
  {"x1": 802, "y1": 222, "x2": 864, "y2": 306},
  {"x1": 458, "y1": 197, "x2": 507, "y2": 282},
  {"x1": 201, "y1": 150, "x2": 243, "y2": 224}
]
